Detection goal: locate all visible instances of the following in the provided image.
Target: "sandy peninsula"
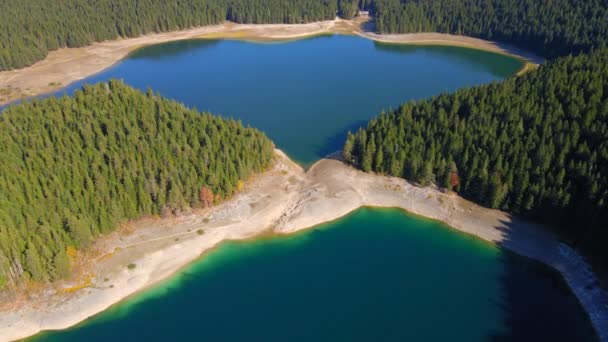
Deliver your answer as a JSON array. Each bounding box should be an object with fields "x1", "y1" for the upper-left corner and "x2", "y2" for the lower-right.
[
  {"x1": 0, "y1": 150, "x2": 606, "y2": 342},
  {"x1": 0, "y1": 16, "x2": 541, "y2": 106}
]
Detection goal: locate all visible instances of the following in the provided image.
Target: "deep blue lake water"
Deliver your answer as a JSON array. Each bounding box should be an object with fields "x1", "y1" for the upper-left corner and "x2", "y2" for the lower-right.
[{"x1": 54, "y1": 35, "x2": 521, "y2": 164}]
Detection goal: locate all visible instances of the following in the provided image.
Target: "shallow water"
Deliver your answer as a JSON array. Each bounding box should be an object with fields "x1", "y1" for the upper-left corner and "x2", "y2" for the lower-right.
[
  {"x1": 30, "y1": 208, "x2": 596, "y2": 341},
  {"x1": 54, "y1": 34, "x2": 521, "y2": 164}
]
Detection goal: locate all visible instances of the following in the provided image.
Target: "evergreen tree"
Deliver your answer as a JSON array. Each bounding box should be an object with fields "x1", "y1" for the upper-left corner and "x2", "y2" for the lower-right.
[
  {"x1": 346, "y1": 49, "x2": 608, "y2": 265},
  {"x1": 0, "y1": 0, "x2": 362, "y2": 71},
  {"x1": 0, "y1": 80, "x2": 274, "y2": 287},
  {"x1": 373, "y1": 0, "x2": 608, "y2": 59}
]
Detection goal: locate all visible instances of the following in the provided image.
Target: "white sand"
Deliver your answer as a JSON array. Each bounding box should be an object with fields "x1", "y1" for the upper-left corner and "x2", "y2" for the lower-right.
[{"x1": 0, "y1": 150, "x2": 606, "y2": 341}]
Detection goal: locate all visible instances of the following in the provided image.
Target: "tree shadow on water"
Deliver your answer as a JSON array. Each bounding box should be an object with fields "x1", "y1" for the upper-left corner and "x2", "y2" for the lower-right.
[
  {"x1": 488, "y1": 216, "x2": 598, "y2": 341},
  {"x1": 314, "y1": 119, "x2": 368, "y2": 160}
]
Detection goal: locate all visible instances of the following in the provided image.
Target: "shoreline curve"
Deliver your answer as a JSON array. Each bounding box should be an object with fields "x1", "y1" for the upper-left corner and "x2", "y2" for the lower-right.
[{"x1": 0, "y1": 17, "x2": 541, "y2": 107}]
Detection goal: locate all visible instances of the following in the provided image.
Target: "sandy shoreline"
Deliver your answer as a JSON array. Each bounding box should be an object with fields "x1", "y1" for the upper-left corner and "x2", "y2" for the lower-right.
[
  {"x1": 0, "y1": 17, "x2": 541, "y2": 107},
  {"x1": 0, "y1": 150, "x2": 606, "y2": 341}
]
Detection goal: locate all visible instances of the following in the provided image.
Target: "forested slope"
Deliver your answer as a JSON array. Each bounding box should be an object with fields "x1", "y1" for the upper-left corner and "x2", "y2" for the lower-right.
[
  {"x1": 345, "y1": 49, "x2": 608, "y2": 263},
  {"x1": 0, "y1": 0, "x2": 361, "y2": 71},
  {"x1": 3, "y1": 0, "x2": 608, "y2": 70},
  {"x1": 225, "y1": 0, "x2": 337, "y2": 23},
  {"x1": 373, "y1": 0, "x2": 608, "y2": 58},
  {"x1": 0, "y1": 80, "x2": 274, "y2": 288}
]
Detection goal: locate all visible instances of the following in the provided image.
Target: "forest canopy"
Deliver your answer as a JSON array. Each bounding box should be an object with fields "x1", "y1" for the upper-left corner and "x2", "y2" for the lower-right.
[
  {"x1": 2, "y1": 0, "x2": 608, "y2": 70},
  {"x1": 344, "y1": 49, "x2": 608, "y2": 264},
  {"x1": 0, "y1": 0, "x2": 364, "y2": 71},
  {"x1": 373, "y1": 0, "x2": 608, "y2": 59},
  {"x1": 0, "y1": 80, "x2": 274, "y2": 288}
]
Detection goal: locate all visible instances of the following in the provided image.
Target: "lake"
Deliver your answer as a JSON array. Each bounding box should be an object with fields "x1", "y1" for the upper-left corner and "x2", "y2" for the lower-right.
[
  {"x1": 30, "y1": 208, "x2": 596, "y2": 341},
  {"x1": 24, "y1": 35, "x2": 597, "y2": 341},
  {"x1": 55, "y1": 34, "x2": 521, "y2": 164}
]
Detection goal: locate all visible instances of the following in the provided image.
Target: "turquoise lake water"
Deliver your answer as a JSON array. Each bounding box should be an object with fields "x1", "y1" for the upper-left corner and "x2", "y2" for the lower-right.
[
  {"x1": 31, "y1": 208, "x2": 596, "y2": 341},
  {"x1": 23, "y1": 35, "x2": 597, "y2": 341}
]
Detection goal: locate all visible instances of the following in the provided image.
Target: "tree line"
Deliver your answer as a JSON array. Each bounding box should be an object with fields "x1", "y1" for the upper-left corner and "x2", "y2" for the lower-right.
[
  {"x1": 345, "y1": 49, "x2": 608, "y2": 265},
  {"x1": 0, "y1": 0, "x2": 226, "y2": 71},
  {"x1": 3, "y1": 0, "x2": 607, "y2": 71},
  {"x1": 373, "y1": 0, "x2": 608, "y2": 59},
  {"x1": 0, "y1": 80, "x2": 274, "y2": 288},
  {"x1": 225, "y1": 0, "x2": 336, "y2": 23},
  {"x1": 0, "y1": 0, "x2": 374, "y2": 71}
]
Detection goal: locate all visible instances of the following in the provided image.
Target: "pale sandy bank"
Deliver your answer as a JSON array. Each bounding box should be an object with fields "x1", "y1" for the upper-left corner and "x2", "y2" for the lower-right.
[
  {"x1": 0, "y1": 17, "x2": 541, "y2": 107},
  {"x1": 0, "y1": 150, "x2": 605, "y2": 341}
]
